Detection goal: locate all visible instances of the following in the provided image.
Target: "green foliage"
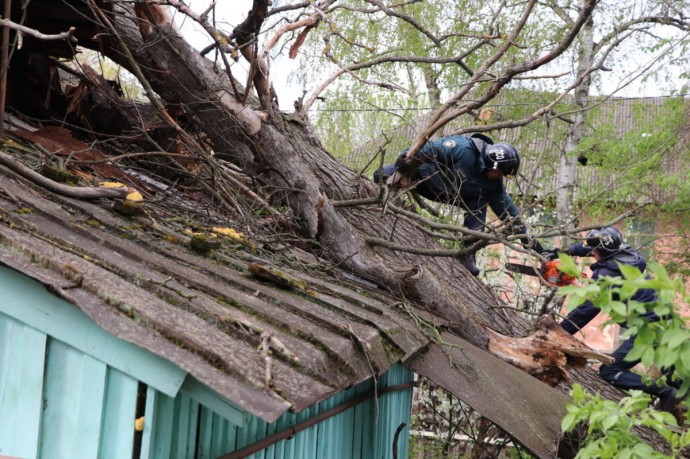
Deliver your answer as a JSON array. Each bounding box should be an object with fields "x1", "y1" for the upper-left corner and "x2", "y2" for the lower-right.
[
  {"x1": 570, "y1": 97, "x2": 687, "y2": 212},
  {"x1": 562, "y1": 386, "x2": 689, "y2": 458},
  {"x1": 557, "y1": 257, "x2": 690, "y2": 456},
  {"x1": 559, "y1": 258, "x2": 690, "y2": 391},
  {"x1": 288, "y1": 0, "x2": 590, "y2": 168},
  {"x1": 279, "y1": 0, "x2": 690, "y2": 211}
]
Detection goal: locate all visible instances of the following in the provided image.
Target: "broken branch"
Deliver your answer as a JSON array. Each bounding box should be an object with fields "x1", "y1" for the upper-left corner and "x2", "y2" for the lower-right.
[
  {"x1": 0, "y1": 19, "x2": 76, "y2": 42},
  {"x1": 486, "y1": 315, "x2": 613, "y2": 387},
  {"x1": 0, "y1": 149, "x2": 129, "y2": 200}
]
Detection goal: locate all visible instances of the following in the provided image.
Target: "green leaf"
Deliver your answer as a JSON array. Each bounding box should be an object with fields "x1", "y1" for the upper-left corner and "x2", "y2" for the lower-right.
[
  {"x1": 653, "y1": 303, "x2": 672, "y2": 318},
  {"x1": 557, "y1": 254, "x2": 581, "y2": 276},
  {"x1": 601, "y1": 414, "x2": 619, "y2": 432},
  {"x1": 624, "y1": 343, "x2": 645, "y2": 362},
  {"x1": 680, "y1": 342, "x2": 690, "y2": 370},
  {"x1": 609, "y1": 300, "x2": 627, "y2": 317},
  {"x1": 561, "y1": 412, "x2": 578, "y2": 432},
  {"x1": 641, "y1": 346, "x2": 655, "y2": 367},
  {"x1": 661, "y1": 328, "x2": 688, "y2": 350},
  {"x1": 619, "y1": 263, "x2": 642, "y2": 280},
  {"x1": 661, "y1": 349, "x2": 679, "y2": 369},
  {"x1": 635, "y1": 327, "x2": 654, "y2": 346}
]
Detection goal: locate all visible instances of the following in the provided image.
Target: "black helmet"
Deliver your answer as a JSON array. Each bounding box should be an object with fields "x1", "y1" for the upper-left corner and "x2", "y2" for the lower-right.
[
  {"x1": 483, "y1": 143, "x2": 520, "y2": 178},
  {"x1": 584, "y1": 227, "x2": 623, "y2": 256}
]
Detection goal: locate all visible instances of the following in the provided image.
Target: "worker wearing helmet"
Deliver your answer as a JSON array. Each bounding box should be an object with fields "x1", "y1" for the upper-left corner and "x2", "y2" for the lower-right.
[
  {"x1": 373, "y1": 134, "x2": 541, "y2": 276},
  {"x1": 557, "y1": 227, "x2": 682, "y2": 412}
]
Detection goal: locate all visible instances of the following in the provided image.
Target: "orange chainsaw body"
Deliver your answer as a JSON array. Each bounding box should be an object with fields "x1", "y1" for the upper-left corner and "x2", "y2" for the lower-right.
[{"x1": 540, "y1": 260, "x2": 579, "y2": 286}]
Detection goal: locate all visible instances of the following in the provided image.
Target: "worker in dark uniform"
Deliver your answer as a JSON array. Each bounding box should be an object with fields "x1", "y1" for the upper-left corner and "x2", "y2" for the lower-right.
[
  {"x1": 557, "y1": 227, "x2": 682, "y2": 412},
  {"x1": 374, "y1": 134, "x2": 541, "y2": 276}
]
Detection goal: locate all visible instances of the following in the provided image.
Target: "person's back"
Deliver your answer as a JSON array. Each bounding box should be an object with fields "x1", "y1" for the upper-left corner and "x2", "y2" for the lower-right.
[{"x1": 373, "y1": 134, "x2": 539, "y2": 276}]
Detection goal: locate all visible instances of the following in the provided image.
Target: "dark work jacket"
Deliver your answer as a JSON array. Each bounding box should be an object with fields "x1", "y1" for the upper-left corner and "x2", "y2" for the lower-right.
[
  {"x1": 560, "y1": 243, "x2": 659, "y2": 335},
  {"x1": 397, "y1": 135, "x2": 522, "y2": 228}
]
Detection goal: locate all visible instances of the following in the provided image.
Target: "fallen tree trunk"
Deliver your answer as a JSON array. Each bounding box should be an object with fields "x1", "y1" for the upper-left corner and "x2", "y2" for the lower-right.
[
  {"x1": 107, "y1": 7, "x2": 520, "y2": 345},
  {"x1": 49, "y1": 3, "x2": 676, "y2": 456}
]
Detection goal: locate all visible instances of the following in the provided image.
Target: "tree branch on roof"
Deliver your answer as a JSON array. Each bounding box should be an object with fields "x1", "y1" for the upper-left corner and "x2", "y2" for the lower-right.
[{"x1": 0, "y1": 150, "x2": 129, "y2": 200}]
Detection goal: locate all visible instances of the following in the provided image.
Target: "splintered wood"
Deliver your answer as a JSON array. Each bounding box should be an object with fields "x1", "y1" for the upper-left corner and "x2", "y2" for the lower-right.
[{"x1": 486, "y1": 315, "x2": 613, "y2": 387}]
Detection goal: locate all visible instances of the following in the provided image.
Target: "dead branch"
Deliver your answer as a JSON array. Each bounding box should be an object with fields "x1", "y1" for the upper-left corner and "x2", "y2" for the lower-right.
[
  {"x1": 0, "y1": 150, "x2": 129, "y2": 200},
  {"x1": 260, "y1": 13, "x2": 322, "y2": 60},
  {"x1": 0, "y1": 19, "x2": 76, "y2": 42}
]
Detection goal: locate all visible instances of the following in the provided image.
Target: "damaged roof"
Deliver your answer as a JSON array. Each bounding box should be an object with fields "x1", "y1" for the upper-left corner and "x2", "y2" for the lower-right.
[
  {"x1": 0, "y1": 125, "x2": 568, "y2": 459},
  {"x1": 0, "y1": 2, "x2": 571, "y2": 454},
  {"x1": 0, "y1": 126, "x2": 431, "y2": 422}
]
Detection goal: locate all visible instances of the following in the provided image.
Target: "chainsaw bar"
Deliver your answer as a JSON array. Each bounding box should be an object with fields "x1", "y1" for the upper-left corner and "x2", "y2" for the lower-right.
[{"x1": 505, "y1": 263, "x2": 541, "y2": 277}]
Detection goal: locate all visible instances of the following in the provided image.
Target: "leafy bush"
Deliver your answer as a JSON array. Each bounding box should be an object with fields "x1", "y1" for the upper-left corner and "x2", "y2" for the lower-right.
[{"x1": 557, "y1": 257, "x2": 690, "y2": 457}]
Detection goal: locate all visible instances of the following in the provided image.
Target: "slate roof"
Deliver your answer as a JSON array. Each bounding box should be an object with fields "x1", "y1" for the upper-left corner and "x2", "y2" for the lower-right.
[
  {"x1": 0, "y1": 123, "x2": 569, "y2": 459},
  {"x1": 0, "y1": 128, "x2": 429, "y2": 422}
]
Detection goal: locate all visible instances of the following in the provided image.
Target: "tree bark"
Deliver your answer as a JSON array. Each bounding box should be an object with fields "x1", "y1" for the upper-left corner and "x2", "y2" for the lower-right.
[
  {"x1": 99, "y1": 4, "x2": 676, "y2": 456},
  {"x1": 556, "y1": 0, "x2": 594, "y2": 229}
]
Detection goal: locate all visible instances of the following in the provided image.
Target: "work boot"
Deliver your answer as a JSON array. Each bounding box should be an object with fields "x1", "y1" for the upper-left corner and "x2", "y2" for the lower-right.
[
  {"x1": 655, "y1": 386, "x2": 681, "y2": 412},
  {"x1": 458, "y1": 253, "x2": 480, "y2": 276}
]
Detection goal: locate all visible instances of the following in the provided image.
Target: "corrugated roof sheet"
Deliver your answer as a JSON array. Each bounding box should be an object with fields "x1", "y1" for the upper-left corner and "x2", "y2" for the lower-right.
[
  {"x1": 0, "y1": 121, "x2": 574, "y2": 458},
  {"x1": 0, "y1": 157, "x2": 430, "y2": 423}
]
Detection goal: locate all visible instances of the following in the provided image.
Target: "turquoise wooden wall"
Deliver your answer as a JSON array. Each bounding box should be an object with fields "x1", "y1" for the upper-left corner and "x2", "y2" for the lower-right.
[{"x1": 0, "y1": 266, "x2": 413, "y2": 459}]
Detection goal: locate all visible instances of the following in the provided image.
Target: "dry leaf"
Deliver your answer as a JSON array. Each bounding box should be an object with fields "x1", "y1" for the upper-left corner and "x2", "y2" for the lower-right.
[
  {"x1": 212, "y1": 226, "x2": 244, "y2": 241},
  {"x1": 99, "y1": 181, "x2": 126, "y2": 188}
]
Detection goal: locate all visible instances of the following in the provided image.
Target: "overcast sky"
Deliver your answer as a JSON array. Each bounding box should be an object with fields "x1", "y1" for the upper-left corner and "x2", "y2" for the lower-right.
[
  {"x1": 175, "y1": 0, "x2": 302, "y2": 110},
  {"x1": 172, "y1": 1, "x2": 685, "y2": 112}
]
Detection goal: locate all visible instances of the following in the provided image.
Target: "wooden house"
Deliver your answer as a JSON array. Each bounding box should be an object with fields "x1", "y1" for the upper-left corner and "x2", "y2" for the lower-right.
[
  {"x1": 0, "y1": 2, "x2": 584, "y2": 457},
  {"x1": 0, "y1": 125, "x2": 565, "y2": 458}
]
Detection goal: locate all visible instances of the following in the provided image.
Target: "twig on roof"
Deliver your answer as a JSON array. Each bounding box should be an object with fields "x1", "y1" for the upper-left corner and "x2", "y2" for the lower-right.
[{"x1": 0, "y1": 149, "x2": 129, "y2": 200}]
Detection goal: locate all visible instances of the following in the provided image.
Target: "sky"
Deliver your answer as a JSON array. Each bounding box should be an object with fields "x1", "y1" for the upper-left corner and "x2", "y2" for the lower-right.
[
  {"x1": 174, "y1": 0, "x2": 302, "y2": 110},
  {"x1": 171, "y1": 1, "x2": 686, "y2": 112}
]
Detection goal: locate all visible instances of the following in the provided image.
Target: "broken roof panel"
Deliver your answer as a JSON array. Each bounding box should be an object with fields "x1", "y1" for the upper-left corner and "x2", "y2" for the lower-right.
[{"x1": 0, "y1": 157, "x2": 430, "y2": 422}]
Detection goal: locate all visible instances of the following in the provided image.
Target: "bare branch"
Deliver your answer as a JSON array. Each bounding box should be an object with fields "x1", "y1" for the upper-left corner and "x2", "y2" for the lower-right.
[
  {"x1": 162, "y1": 0, "x2": 234, "y2": 54},
  {"x1": 405, "y1": 0, "x2": 599, "y2": 160},
  {"x1": 0, "y1": 19, "x2": 76, "y2": 42},
  {"x1": 363, "y1": 0, "x2": 441, "y2": 46},
  {"x1": 232, "y1": 0, "x2": 274, "y2": 111},
  {"x1": 0, "y1": 150, "x2": 129, "y2": 200}
]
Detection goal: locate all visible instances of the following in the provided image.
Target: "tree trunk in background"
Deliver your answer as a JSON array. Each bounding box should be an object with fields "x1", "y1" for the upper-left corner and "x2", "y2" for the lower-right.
[{"x1": 556, "y1": 0, "x2": 594, "y2": 230}]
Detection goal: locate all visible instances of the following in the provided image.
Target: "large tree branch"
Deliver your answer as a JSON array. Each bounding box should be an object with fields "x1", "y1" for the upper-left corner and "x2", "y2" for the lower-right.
[
  {"x1": 232, "y1": 0, "x2": 274, "y2": 112},
  {"x1": 403, "y1": 0, "x2": 598, "y2": 162}
]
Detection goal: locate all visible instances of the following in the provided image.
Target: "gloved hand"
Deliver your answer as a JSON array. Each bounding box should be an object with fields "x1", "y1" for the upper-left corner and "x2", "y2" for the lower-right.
[
  {"x1": 394, "y1": 154, "x2": 425, "y2": 175},
  {"x1": 530, "y1": 239, "x2": 545, "y2": 254},
  {"x1": 542, "y1": 247, "x2": 560, "y2": 261},
  {"x1": 518, "y1": 235, "x2": 543, "y2": 254}
]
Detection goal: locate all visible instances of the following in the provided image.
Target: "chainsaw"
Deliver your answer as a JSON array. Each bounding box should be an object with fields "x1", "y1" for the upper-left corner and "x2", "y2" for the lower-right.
[{"x1": 505, "y1": 259, "x2": 579, "y2": 286}]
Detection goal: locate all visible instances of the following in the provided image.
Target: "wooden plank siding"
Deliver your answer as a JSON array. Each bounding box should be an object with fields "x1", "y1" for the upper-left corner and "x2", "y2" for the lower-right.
[
  {"x1": 0, "y1": 317, "x2": 46, "y2": 459},
  {"x1": 0, "y1": 267, "x2": 414, "y2": 459}
]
